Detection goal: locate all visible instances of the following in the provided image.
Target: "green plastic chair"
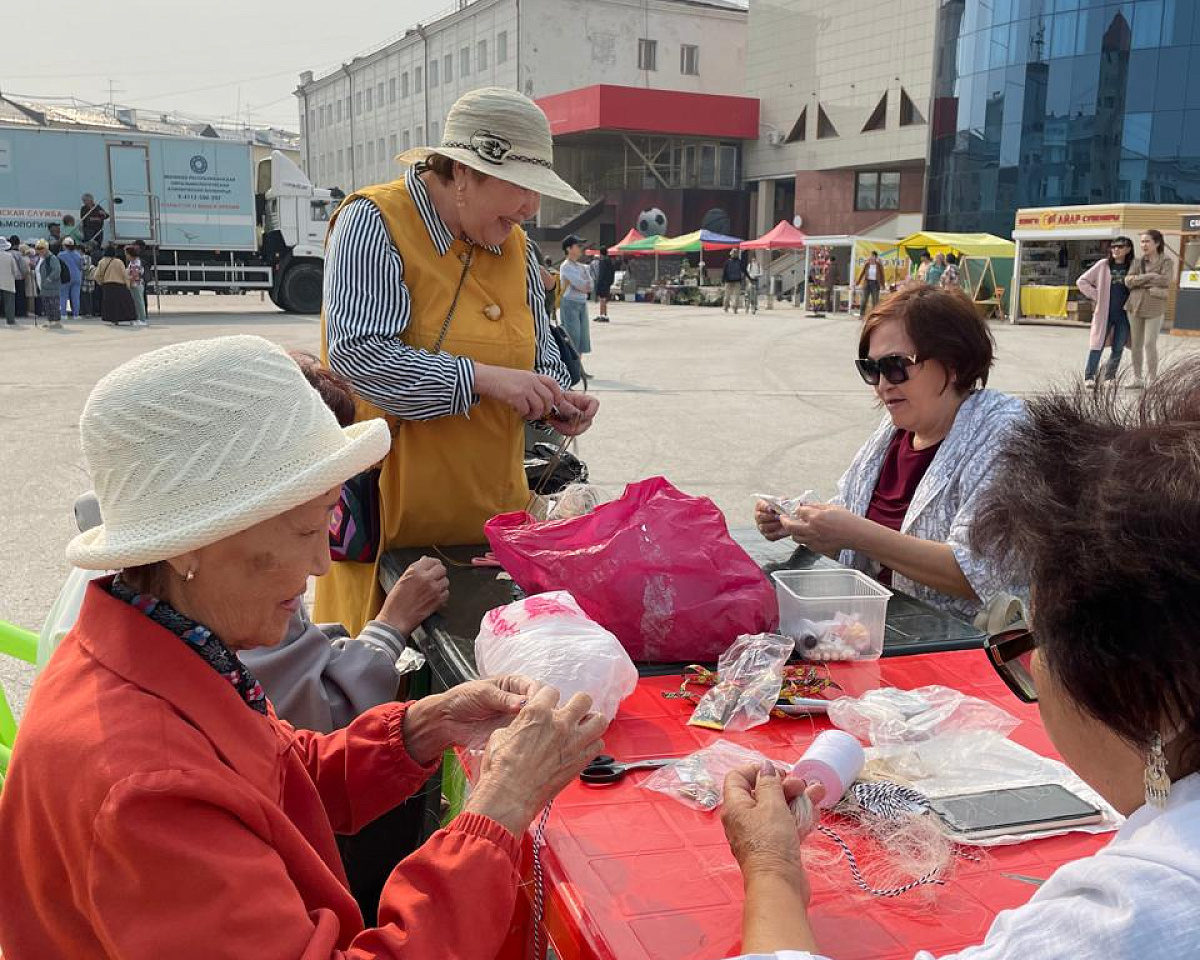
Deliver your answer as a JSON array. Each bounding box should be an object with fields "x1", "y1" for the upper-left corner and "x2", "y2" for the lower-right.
[{"x1": 0, "y1": 620, "x2": 38, "y2": 787}]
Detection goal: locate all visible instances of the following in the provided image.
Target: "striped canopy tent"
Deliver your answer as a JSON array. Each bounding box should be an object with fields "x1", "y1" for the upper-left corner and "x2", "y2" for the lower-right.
[
  {"x1": 609, "y1": 228, "x2": 647, "y2": 254},
  {"x1": 654, "y1": 229, "x2": 744, "y2": 253},
  {"x1": 741, "y1": 220, "x2": 808, "y2": 249},
  {"x1": 614, "y1": 234, "x2": 666, "y2": 255}
]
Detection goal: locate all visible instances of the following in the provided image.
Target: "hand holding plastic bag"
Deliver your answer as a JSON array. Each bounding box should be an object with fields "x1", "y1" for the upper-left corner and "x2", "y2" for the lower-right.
[
  {"x1": 688, "y1": 633, "x2": 795, "y2": 731},
  {"x1": 642, "y1": 740, "x2": 787, "y2": 811},
  {"x1": 826, "y1": 685, "x2": 1020, "y2": 745},
  {"x1": 475, "y1": 591, "x2": 638, "y2": 723}
]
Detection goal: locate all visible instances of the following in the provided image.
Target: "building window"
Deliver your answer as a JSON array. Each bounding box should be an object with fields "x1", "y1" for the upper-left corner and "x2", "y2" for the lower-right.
[
  {"x1": 364, "y1": 87, "x2": 373, "y2": 111},
  {"x1": 366, "y1": 140, "x2": 375, "y2": 165},
  {"x1": 377, "y1": 139, "x2": 385, "y2": 170},
  {"x1": 325, "y1": 105, "x2": 333, "y2": 127},
  {"x1": 478, "y1": 39, "x2": 488, "y2": 71},
  {"x1": 345, "y1": 96, "x2": 352, "y2": 118},
  {"x1": 355, "y1": 92, "x2": 362, "y2": 115},
  {"x1": 854, "y1": 171, "x2": 901, "y2": 210},
  {"x1": 431, "y1": 121, "x2": 440, "y2": 145},
  {"x1": 460, "y1": 46, "x2": 470, "y2": 77},
  {"x1": 497, "y1": 31, "x2": 508, "y2": 64},
  {"x1": 899, "y1": 88, "x2": 925, "y2": 126},
  {"x1": 443, "y1": 54, "x2": 453, "y2": 85},
  {"x1": 401, "y1": 72, "x2": 409, "y2": 98},
  {"x1": 336, "y1": 100, "x2": 342, "y2": 122},
  {"x1": 414, "y1": 66, "x2": 423, "y2": 92},
  {"x1": 816, "y1": 104, "x2": 838, "y2": 139},
  {"x1": 403, "y1": 130, "x2": 411, "y2": 151},
  {"x1": 680, "y1": 44, "x2": 699, "y2": 76},
  {"x1": 862, "y1": 92, "x2": 887, "y2": 132},
  {"x1": 337, "y1": 148, "x2": 344, "y2": 173},
  {"x1": 309, "y1": 109, "x2": 317, "y2": 131},
  {"x1": 388, "y1": 78, "x2": 396, "y2": 103},
  {"x1": 377, "y1": 82, "x2": 384, "y2": 106},
  {"x1": 389, "y1": 133, "x2": 397, "y2": 157},
  {"x1": 785, "y1": 108, "x2": 806, "y2": 143},
  {"x1": 638, "y1": 38, "x2": 657, "y2": 71},
  {"x1": 430, "y1": 59, "x2": 439, "y2": 87},
  {"x1": 416, "y1": 124, "x2": 425, "y2": 145}
]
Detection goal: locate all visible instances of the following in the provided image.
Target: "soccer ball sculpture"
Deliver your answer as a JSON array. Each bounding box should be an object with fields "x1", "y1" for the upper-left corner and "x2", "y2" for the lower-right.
[{"x1": 636, "y1": 208, "x2": 668, "y2": 236}]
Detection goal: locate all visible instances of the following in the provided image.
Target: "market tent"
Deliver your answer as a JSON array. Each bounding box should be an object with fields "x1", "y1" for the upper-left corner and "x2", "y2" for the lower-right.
[
  {"x1": 654, "y1": 229, "x2": 743, "y2": 253},
  {"x1": 741, "y1": 220, "x2": 807, "y2": 250},
  {"x1": 609, "y1": 228, "x2": 645, "y2": 253},
  {"x1": 801, "y1": 235, "x2": 904, "y2": 313},
  {"x1": 615, "y1": 234, "x2": 666, "y2": 255},
  {"x1": 898, "y1": 232, "x2": 1015, "y2": 259}
]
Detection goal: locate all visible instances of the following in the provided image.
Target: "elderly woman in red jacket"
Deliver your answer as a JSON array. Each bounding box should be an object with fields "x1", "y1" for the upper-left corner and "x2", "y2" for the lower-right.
[{"x1": 0, "y1": 335, "x2": 607, "y2": 960}]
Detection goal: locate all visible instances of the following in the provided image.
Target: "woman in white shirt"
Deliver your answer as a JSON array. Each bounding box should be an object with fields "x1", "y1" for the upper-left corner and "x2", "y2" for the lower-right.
[{"x1": 721, "y1": 358, "x2": 1200, "y2": 960}]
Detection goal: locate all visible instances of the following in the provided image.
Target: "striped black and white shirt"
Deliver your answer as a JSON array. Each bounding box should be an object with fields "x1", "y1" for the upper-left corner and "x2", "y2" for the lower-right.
[{"x1": 323, "y1": 165, "x2": 570, "y2": 420}]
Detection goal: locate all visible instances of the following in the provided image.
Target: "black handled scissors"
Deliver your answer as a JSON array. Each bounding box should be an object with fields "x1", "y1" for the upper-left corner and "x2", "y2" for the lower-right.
[{"x1": 579, "y1": 755, "x2": 677, "y2": 785}]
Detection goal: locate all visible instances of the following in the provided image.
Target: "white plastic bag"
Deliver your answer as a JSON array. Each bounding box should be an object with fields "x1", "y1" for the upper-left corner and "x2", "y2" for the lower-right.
[
  {"x1": 475, "y1": 591, "x2": 638, "y2": 722},
  {"x1": 826, "y1": 685, "x2": 1020, "y2": 746}
]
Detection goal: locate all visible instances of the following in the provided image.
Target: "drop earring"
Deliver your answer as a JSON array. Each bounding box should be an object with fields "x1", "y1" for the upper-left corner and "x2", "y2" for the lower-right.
[
  {"x1": 184, "y1": 569, "x2": 196, "y2": 583},
  {"x1": 1144, "y1": 731, "x2": 1171, "y2": 809}
]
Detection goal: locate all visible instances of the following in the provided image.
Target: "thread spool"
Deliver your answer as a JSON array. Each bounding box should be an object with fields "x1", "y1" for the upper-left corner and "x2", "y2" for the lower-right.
[{"x1": 791, "y1": 730, "x2": 866, "y2": 809}]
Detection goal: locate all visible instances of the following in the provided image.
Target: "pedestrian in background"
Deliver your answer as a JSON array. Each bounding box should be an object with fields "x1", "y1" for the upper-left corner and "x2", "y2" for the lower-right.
[
  {"x1": 594, "y1": 247, "x2": 615, "y2": 321},
  {"x1": 59, "y1": 237, "x2": 84, "y2": 318},
  {"x1": 22, "y1": 244, "x2": 40, "y2": 317},
  {"x1": 558, "y1": 234, "x2": 593, "y2": 359},
  {"x1": 745, "y1": 254, "x2": 762, "y2": 314},
  {"x1": 1076, "y1": 236, "x2": 1134, "y2": 385},
  {"x1": 926, "y1": 252, "x2": 947, "y2": 286},
  {"x1": 80, "y1": 193, "x2": 108, "y2": 246},
  {"x1": 60, "y1": 215, "x2": 83, "y2": 245},
  {"x1": 98, "y1": 244, "x2": 137, "y2": 325},
  {"x1": 0, "y1": 238, "x2": 20, "y2": 325},
  {"x1": 34, "y1": 240, "x2": 62, "y2": 328},
  {"x1": 856, "y1": 250, "x2": 884, "y2": 317},
  {"x1": 541, "y1": 255, "x2": 558, "y2": 322},
  {"x1": 722, "y1": 248, "x2": 745, "y2": 313},
  {"x1": 91, "y1": 244, "x2": 112, "y2": 318},
  {"x1": 79, "y1": 243, "x2": 97, "y2": 316},
  {"x1": 940, "y1": 253, "x2": 962, "y2": 289},
  {"x1": 916, "y1": 252, "x2": 932, "y2": 282},
  {"x1": 125, "y1": 244, "x2": 147, "y2": 326},
  {"x1": 1124, "y1": 229, "x2": 1174, "y2": 389},
  {"x1": 7, "y1": 235, "x2": 28, "y2": 317}
]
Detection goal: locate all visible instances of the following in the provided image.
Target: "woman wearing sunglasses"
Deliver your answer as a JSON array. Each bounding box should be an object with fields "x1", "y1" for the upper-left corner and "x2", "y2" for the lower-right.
[
  {"x1": 1076, "y1": 236, "x2": 1134, "y2": 386},
  {"x1": 723, "y1": 361, "x2": 1200, "y2": 959},
  {"x1": 755, "y1": 285, "x2": 1024, "y2": 623}
]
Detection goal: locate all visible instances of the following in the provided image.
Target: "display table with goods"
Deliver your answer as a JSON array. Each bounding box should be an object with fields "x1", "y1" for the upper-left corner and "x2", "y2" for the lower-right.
[{"x1": 458, "y1": 652, "x2": 1116, "y2": 960}]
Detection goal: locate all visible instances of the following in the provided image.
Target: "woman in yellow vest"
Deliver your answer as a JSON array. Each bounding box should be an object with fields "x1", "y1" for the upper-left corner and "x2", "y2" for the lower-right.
[{"x1": 316, "y1": 87, "x2": 599, "y2": 634}]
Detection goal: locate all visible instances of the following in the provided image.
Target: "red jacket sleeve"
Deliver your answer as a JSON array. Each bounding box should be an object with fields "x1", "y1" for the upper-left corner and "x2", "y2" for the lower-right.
[
  {"x1": 279, "y1": 701, "x2": 437, "y2": 834},
  {"x1": 87, "y1": 769, "x2": 522, "y2": 960}
]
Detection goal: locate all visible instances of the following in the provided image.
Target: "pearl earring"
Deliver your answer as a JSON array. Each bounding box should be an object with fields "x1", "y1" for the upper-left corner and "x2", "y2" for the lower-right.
[{"x1": 184, "y1": 569, "x2": 196, "y2": 582}]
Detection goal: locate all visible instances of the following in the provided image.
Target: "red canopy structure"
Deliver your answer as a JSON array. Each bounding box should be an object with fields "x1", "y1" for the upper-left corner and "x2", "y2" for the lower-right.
[
  {"x1": 741, "y1": 220, "x2": 808, "y2": 250},
  {"x1": 609, "y1": 228, "x2": 646, "y2": 253}
]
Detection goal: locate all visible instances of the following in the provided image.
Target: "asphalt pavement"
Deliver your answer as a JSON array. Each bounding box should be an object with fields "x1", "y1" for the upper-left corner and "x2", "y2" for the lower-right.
[{"x1": 3, "y1": 293, "x2": 1197, "y2": 718}]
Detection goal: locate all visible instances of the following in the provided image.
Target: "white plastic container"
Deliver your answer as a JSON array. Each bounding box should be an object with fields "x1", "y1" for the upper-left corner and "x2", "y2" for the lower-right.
[{"x1": 772, "y1": 568, "x2": 892, "y2": 661}]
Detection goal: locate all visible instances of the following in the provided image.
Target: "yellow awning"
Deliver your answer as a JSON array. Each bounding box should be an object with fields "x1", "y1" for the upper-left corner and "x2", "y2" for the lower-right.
[{"x1": 898, "y1": 232, "x2": 1016, "y2": 259}]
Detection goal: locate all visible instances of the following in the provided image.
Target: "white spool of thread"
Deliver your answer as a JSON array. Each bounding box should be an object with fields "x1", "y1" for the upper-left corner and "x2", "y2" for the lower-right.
[{"x1": 791, "y1": 730, "x2": 866, "y2": 809}]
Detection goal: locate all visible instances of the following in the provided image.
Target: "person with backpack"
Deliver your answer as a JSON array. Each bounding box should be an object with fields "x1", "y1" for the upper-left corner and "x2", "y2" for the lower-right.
[
  {"x1": 940, "y1": 253, "x2": 962, "y2": 289},
  {"x1": 723, "y1": 249, "x2": 746, "y2": 313},
  {"x1": 34, "y1": 240, "x2": 63, "y2": 328}
]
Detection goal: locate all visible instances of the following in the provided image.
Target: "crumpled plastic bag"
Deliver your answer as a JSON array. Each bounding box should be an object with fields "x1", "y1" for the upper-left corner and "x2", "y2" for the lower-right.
[
  {"x1": 486, "y1": 477, "x2": 779, "y2": 662},
  {"x1": 689, "y1": 633, "x2": 795, "y2": 731},
  {"x1": 826, "y1": 685, "x2": 1020, "y2": 746},
  {"x1": 642, "y1": 740, "x2": 787, "y2": 811},
  {"x1": 475, "y1": 591, "x2": 637, "y2": 722}
]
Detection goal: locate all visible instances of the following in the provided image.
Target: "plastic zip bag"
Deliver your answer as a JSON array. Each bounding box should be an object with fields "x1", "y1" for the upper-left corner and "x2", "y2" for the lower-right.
[
  {"x1": 826, "y1": 685, "x2": 1020, "y2": 746},
  {"x1": 688, "y1": 633, "x2": 795, "y2": 731},
  {"x1": 641, "y1": 740, "x2": 787, "y2": 811}
]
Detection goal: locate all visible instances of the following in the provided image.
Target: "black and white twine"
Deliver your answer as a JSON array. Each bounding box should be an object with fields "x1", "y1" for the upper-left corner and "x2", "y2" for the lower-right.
[{"x1": 531, "y1": 803, "x2": 552, "y2": 959}]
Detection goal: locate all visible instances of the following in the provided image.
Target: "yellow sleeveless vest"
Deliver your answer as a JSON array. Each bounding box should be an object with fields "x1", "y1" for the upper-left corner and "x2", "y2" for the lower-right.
[{"x1": 314, "y1": 176, "x2": 535, "y2": 634}]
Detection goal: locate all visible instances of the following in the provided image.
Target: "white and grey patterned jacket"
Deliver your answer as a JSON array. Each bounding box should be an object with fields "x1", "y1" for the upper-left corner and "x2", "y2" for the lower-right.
[{"x1": 829, "y1": 388, "x2": 1027, "y2": 621}]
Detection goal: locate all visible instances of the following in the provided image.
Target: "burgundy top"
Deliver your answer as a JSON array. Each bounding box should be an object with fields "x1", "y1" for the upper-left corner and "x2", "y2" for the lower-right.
[{"x1": 865, "y1": 429, "x2": 941, "y2": 585}]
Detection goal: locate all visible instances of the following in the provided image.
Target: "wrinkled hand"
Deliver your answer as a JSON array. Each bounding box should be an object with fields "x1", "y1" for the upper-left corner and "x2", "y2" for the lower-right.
[
  {"x1": 474, "y1": 364, "x2": 564, "y2": 421},
  {"x1": 779, "y1": 503, "x2": 862, "y2": 556},
  {"x1": 721, "y1": 764, "x2": 824, "y2": 897},
  {"x1": 754, "y1": 500, "x2": 790, "y2": 542},
  {"x1": 378, "y1": 556, "x2": 449, "y2": 635},
  {"x1": 551, "y1": 391, "x2": 599, "y2": 436},
  {"x1": 437, "y1": 675, "x2": 545, "y2": 750},
  {"x1": 466, "y1": 687, "x2": 608, "y2": 837}
]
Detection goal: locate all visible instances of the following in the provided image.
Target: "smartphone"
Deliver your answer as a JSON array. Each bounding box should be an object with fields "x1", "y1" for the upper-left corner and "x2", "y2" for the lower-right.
[{"x1": 928, "y1": 783, "x2": 1103, "y2": 840}]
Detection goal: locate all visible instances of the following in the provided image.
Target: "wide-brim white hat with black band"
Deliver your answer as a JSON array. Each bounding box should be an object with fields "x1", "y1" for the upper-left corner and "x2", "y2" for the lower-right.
[
  {"x1": 396, "y1": 86, "x2": 586, "y2": 205},
  {"x1": 67, "y1": 335, "x2": 391, "y2": 570}
]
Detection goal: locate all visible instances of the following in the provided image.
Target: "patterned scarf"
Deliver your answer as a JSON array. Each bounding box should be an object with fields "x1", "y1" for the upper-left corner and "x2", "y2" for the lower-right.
[{"x1": 110, "y1": 574, "x2": 268, "y2": 715}]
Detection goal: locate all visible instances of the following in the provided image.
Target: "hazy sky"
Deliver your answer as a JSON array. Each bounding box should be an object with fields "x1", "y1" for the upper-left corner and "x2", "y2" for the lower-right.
[{"x1": 1, "y1": 0, "x2": 451, "y2": 130}]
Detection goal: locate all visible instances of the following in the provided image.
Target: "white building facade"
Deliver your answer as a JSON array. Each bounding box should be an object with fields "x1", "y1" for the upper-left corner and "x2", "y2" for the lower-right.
[{"x1": 296, "y1": 0, "x2": 749, "y2": 196}]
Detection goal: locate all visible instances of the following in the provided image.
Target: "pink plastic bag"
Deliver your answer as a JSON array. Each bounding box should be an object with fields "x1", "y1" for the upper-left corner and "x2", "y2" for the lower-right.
[{"x1": 485, "y1": 477, "x2": 779, "y2": 662}]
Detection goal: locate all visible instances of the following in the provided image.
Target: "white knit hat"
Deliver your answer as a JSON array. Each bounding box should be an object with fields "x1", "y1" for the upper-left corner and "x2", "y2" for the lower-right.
[
  {"x1": 396, "y1": 86, "x2": 585, "y2": 205},
  {"x1": 67, "y1": 335, "x2": 390, "y2": 570}
]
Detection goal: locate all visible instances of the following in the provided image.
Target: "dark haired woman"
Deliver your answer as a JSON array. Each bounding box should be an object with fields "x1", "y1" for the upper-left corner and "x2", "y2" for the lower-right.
[
  {"x1": 754, "y1": 286, "x2": 1025, "y2": 622},
  {"x1": 1124, "y1": 229, "x2": 1175, "y2": 389},
  {"x1": 317, "y1": 86, "x2": 598, "y2": 635},
  {"x1": 723, "y1": 359, "x2": 1200, "y2": 960},
  {"x1": 1077, "y1": 236, "x2": 1134, "y2": 385},
  {"x1": 97, "y1": 244, "x2": 137, "y2": 326}
]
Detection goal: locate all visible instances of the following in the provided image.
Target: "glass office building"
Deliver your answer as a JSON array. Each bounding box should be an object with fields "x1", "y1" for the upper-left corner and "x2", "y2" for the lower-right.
[{"x1": 926, "y1": 1, "x2": 1200, "y2": 234}]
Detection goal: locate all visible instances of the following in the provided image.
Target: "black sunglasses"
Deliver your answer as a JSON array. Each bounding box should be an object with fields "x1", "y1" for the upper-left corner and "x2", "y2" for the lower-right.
[
  {"x1": 855, "y1": 353, "x2": 923, "y2": 386},
  {"x1": 984, "y1": 627, "x2": 1038, "y2": 703}
]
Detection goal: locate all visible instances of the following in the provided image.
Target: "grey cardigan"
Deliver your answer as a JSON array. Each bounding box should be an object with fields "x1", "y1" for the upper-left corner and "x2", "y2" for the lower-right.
[{"x1": 239, "y1": 611, "x2": 409, "y2": 733}]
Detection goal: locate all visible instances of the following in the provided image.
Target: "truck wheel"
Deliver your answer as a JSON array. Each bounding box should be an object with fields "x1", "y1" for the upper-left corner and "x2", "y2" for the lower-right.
[
  {"x1": 268, "y1": 285, "x2": 288, "y2": 310},
  {"x1": 281, "y1": 262, "x2": 323, "y2": 315}
]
